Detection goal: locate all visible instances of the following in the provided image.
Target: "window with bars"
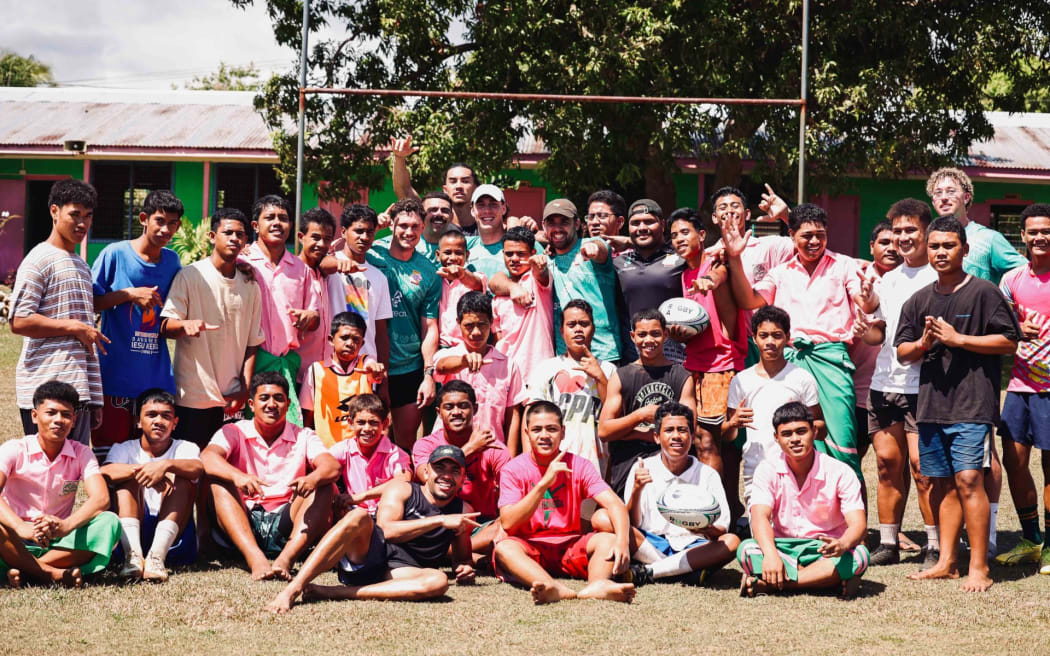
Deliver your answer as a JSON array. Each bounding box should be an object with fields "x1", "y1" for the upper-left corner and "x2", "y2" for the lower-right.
[
  {"x1": 990, "y1": 204, "x2": 1027, "y2": 255},
  {"x1": 91, "y1": 162, "x2": 173, "y2": 240},
  {"x1": 213, "y1": 164, "x2": 283, "y2": 217}
]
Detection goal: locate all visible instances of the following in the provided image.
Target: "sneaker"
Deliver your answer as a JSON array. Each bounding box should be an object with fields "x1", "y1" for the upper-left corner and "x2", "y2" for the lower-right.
[
  {"x1": 628, "y1": 563, "x2": 653, "y2": 587},
  {"x1": 119, "y1": 553, "x2": 144, "y2": 579},
  {"x1": 994, "y1": 538, "x2": 1042, "y2": 566},
  {"x1": 870, "y1": 544, "x2": 900, "y2": 566},
  {"x1": 1040, "y1": 547, "x2": 1050, "y2": 575},
  {"x1": 922, "y1": 546, "x2": 940, "y2": 570},
  {"x1": 142, "y1": 552, "x2": 168, "y2": 583}
]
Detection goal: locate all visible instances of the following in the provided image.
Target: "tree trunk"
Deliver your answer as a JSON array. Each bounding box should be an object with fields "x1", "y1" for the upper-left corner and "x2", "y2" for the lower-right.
[{"x1": 643, "y1": 145, "x2": 678, "y2": 217}]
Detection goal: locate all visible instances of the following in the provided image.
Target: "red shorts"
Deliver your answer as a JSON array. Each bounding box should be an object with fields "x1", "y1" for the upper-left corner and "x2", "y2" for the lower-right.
[
  {"x1": 90, "y1": 395, "x2": 136, "y2": 449},
  {"x1": 494, "y1": 533, "x2": 594, "y2": 580}
]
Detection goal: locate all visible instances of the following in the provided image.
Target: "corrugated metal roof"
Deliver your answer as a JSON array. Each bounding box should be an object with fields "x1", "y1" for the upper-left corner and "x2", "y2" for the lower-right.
[
  {"x1": 965, "y1": 112, "x2": 1050, "y2": 170},
  {"x1": 0, "y1": 87, "x2": 271, "y2": 151}
]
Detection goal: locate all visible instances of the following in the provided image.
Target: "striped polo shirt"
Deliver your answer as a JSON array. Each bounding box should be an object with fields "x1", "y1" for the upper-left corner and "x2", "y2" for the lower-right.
[{"x1": 11, "y1": 242, "x2": 102, "y2": 408}]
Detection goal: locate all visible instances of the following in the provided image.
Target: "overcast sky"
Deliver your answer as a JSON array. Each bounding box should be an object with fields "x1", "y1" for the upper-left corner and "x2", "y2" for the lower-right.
[{"x1": 0, "y1": 0, "x2": 326, "y2": 88}]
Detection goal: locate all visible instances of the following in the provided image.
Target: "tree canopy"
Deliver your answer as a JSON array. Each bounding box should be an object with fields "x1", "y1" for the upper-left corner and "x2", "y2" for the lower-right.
[
  {"x1": 181, "y1": 61, "x2": 264, "y2": 91},
  {"x1": 0, "y1": 51, "x2": 55, "y2": 88},
  {"x1": 241, "y1": 0, "x2": 1050, "y2": 211}
]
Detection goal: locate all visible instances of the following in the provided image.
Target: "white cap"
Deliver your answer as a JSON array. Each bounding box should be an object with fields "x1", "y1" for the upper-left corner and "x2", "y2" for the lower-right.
[{"x1": 471, "y1": 184, "x2": 504, "y2": 205}]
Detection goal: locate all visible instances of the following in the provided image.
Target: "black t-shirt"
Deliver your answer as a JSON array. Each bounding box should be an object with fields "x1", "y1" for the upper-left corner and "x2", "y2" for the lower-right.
[
  {"x1": 395, "y1": 482, "x2": 464, "y2": 567},
  {"x1": 613, "y1": 245, "x2": 688, "y2": 319},
  {"x1": 607, "y1": 362, "x2": 692, "y2": 495},
  {"x1": 894, "y1": 275, "x2": 1020, "y2": 425}
]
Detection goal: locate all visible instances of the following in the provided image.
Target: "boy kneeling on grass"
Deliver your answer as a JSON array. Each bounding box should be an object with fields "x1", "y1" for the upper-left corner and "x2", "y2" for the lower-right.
[
  {"x1": 101, "y1": 388, "x2": 203, "y2": 582},
  {"x1": 202, "y1": 371, "x2": 340, "y2": 581},
  {"x1": 737, "y1": 402, "x2": 869, "y2": 599},
  {"x1": 0, "y1": 381, "x2": 121, "y2": 588}
]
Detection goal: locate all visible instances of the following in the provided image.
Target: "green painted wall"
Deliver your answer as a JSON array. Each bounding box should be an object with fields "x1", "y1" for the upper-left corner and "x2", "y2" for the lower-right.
[
  {"x1": 173, "y1": 162, "x2": 205, "y2": 225},
  {"x1": 0, "y1": 159, "x2": 83, "y2": 178}
]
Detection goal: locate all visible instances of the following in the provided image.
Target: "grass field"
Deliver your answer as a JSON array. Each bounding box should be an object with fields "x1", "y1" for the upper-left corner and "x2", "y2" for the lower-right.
[{"x1": 0, "y1": 330, "x2": 1047, "y2": 656}]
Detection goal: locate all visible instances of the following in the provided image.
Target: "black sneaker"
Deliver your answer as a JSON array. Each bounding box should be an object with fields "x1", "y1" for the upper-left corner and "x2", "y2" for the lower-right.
[
  {"x1": 870, "y1": 544, "x2": 900, "y2": 566},
  {"x1": 629, "y1": 563, "x2": 654, "y2": 587},
  {"x1": 921, "y1": 546, "x2": 940, "y2": 569}
]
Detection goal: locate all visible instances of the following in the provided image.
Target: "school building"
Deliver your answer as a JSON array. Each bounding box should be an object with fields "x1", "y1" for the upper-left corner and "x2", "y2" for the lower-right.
[{"x1": 2, "y1": 86, "x2": 1049, "y2": 276}]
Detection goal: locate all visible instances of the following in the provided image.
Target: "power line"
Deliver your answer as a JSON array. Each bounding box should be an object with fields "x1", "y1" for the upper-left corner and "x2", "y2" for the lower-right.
[{"x1": 55, "y1": 59, "x2": 289, "y2": 85}]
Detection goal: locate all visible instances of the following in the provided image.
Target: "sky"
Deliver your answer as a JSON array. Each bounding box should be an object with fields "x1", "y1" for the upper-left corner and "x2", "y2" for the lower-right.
[{"x1": 0, "y1": 0, "x2": 330, "y2": 89}]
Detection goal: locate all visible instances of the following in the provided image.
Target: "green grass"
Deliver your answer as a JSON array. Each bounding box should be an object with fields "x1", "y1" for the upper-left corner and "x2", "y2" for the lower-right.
[{"x1": 1, "y1": 329, "x2": 1048, "y2": 655}]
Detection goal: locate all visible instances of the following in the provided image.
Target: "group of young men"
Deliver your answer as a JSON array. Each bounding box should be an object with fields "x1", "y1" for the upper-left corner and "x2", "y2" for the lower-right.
[{"x1": 1, "y1": 153, "x2": 1045, "y2": 605}]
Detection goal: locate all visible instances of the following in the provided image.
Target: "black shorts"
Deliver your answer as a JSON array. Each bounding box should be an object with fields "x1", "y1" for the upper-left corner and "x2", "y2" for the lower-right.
[
  {"x1": 212, "y1": 502, "x2": 294, "y2": 558},
  {"x1": 388, "y1": 369, "x2": 424, "y2": 409},
  {"x1": 866, "y1": 390, "x2": 919, "y2": 435},
  {"x1": 174, "y1": 406, "x2": 227, "y2": 449},
  {"x1": 336, "y1": 526, "x2": 424, "y2": 586}
]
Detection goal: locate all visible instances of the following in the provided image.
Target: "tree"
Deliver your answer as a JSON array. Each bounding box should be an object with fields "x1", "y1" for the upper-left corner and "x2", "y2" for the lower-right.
[
  {"x1": 241, "y1": 0, "x2": 1050, "y2": 211},
  {"x1": 182, "y1": 61, "x2": 263, "y2": 91},
  {"x1": 0, "y1": 51, "x2": 55, "y2": 87},
  {"x1": 983, "y1": 57, "x2": 1050, "y2": 113}
]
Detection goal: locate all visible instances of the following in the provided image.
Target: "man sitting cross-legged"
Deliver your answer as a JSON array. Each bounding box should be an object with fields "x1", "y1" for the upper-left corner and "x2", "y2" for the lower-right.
[
  {"x1": 737, "y1": 402, "x2": 869, "y2": 599},
  {"x1": 265, "y1": 444, "x2": 479, "y2": 612},
  {"x1": 202, "y1": 371, "x2": 339, "y2": 580},
  {"x1": 0, "y1": 381, "x2": 121, "y2": 588},
  {"x1": 493, "y1": 401, "x2": 636, "y2": 604},
  {"x1": 623, "y1": 402, "x2": 741, "y2": 586},
  {"x1": 101, "y1": 388, "x2": 203, "y2": 582}
]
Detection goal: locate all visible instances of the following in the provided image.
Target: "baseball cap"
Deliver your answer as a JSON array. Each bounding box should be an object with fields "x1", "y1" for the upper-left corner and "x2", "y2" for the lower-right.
[
  {"x1": 428, "y1": 444, "x2": 467, "y2": 468},
  {"x1": 629, "y1": 198, "x2": 663, "y2": 218},
  {"x1": 471, "y1": 184, "x2": 504, "y2": 205},
  {"x1": 542, "y1": 198, "x2": 578, "y2": 221}
]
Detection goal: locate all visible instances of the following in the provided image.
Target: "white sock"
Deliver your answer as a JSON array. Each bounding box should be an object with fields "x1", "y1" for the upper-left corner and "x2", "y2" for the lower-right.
[
  {"x1": 988, "y1": 503, "x2": 999, "y2": 555},
  {"x1": 879, "y1": 523, "x2": 900, "y2": 547},
  {"x1": 120, "y1": 518, "x2": 143, "y2": 558},
  {"x1": 148, "y1": 519, "x2": 181, "y2": 560},
  {"x1": 633, "y1": 539, "x2": 664, "y2": 565},
  {"x1": 925, "y1": 524, "x2": 940, "y2": 550},
  {"x1": 650, "y1": 550, "x2": 695, "y2": 579}
]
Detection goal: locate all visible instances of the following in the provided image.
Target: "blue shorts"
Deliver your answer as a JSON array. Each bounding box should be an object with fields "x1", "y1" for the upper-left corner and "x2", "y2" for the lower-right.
[
  {"x1": 642, "y1": 529, "x2": 706, "y2": 556},
  {"x1": 999, "y1": 392, "x2": 1050, "y2": 451},
  {"x1": 113, "y1": 511, "x2": 197, "y2": 567},
  {"x1": 917, "y1": 422, "x2": 989, "y2": 477}
]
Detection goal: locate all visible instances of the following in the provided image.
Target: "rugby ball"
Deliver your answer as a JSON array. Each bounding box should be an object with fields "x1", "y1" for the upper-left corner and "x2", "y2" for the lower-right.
[
  {"x1": 657, "y1": 483, "x2": 721, "y2": 531},
  {"x1": 658, "y1": 297, "x2": 710, "y2": 334}
]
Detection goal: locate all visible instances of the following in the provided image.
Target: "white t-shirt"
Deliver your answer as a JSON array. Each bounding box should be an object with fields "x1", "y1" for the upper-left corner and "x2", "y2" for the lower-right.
[
  {"x1": 327, "y1": 251, "x2": 393, "y2": 360},
  {"x1": 727, "y1": 362, "x2": 820, "y2": 475},
  {"x1": 526, "y1": 354, "x2": 617, "y2": 476},
  {"x1": 104, "y1": 439, "x2": 201, "y2": 514},
  {"x1": 870, "y1": 263, "x2": 938, "y2": 394},
  {"x1": 623, "y1": 454, "x2": 731, "y2": 552}
]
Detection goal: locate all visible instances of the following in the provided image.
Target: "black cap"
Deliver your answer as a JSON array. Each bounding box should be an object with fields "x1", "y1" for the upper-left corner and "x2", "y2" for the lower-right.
[
  {"x1": 428, "y1": 444, "x2": 467, "y2": 468},
  {"x1": 628, "y1": 198, "x2": 663, "y2": 219}
]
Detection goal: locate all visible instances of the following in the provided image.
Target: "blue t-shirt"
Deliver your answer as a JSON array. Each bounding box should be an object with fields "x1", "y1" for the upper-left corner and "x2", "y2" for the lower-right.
[
  {"x1": 91, "y1": 241, "x2": 181, "y2": 397},
  {"x1": 551, "y1": 237, "x2": 621, "y2": 362}
]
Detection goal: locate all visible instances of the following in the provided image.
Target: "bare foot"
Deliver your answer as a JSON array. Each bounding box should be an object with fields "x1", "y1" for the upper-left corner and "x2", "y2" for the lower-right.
[
  {"x1": 907, "y1": 564, "x2": 959, "y2": 580},
  {"x1": 960, "y1": 571, "x2": 993, "y2": 592},
  {"x1": 265, "y1": 587, "x2": 302, "y2": 614},
  {"x1": 898, "y1": 533, "x2": 921, "y2": 552},
  {"x1": 6, "y1": 569, "x2": 21, "y2": 589},
  {"x1": 840, "y1": 577, "x2": 861, "y2": 600},
  {"x1": 59, "y1": 568, "x2": 82, "y2": 589},
  {"x1": 576, "y1": 579, "x2": 636, "y2": 603},
  {"x1": 739, "y1": 574, "x2": 757, "y2": 598},
  {"x1": 269, "y1": 560, "x2": 293, "y2": 581},
  {"x1": 250, "y1": 560, "x2": 274, "y2": 581},
  {"x1": 530, "y1": 580, "x2": 575, "y2": 605}
]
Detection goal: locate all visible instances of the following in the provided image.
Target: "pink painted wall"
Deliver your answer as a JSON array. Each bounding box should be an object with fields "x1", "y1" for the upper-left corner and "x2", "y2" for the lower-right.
[{"x1": 0, "y1": 179, "x2": 26, "y2": 281}]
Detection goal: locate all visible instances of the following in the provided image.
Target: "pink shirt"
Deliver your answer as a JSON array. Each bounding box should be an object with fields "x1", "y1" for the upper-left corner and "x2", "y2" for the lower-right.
[
  {"x1": 433, "y1": 345, "x2": 528, "y2": 444},
  {"x1": 0, "y1": 436, "x2": 100, "y2": 520},
  {"x1": 243, "y1": 243, "x2": 315, "y2": 356},
  {"x1": 754, "y1": 251, "x2": 864, "y2": 344},
  {"x1": 294, "y1": 265, "x2": 332, "y2": 381},
  {"x1": 849, "y1": 260, "x2": 884, "y2": 407},
  {"x1": 708, "y1": 234, "x2": 795, "y2": 286},
  {"x1": 209, "y1": 419, "x2": 326, "y2": 511},
  {"x1": 412, "y1": 427, "x2": 511, "y2": 519},
  {"x1": 498, "y1": 451, "x2": 610, "y2": 545},
  {"x1": 438, "y1": 275, "x2": 487, "y2": 348},
  {"x1": 492, "y1": 270, "x2": 554, "y2": 383},
  {"x1": 682, "y1": 261, "x2": 747, "y2": 372},
  {"x1": 1000, "y1": 264, "x2": 1050, "y2": 393},
  {"x1": 329, "y1": 436, "x2": 410, "y2": 513},
  {"x1": 749, "y1": 451, "x2": 864, "y2": 540}
]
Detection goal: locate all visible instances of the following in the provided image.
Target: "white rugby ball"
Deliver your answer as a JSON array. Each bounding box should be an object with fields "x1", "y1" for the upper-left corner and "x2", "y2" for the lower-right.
[
  {"x1": 657, "y1": 483, "x2": 721, "y2": 531},
  {"x1": 658, "y1": 297, "x2": 710, "y2": 333}
]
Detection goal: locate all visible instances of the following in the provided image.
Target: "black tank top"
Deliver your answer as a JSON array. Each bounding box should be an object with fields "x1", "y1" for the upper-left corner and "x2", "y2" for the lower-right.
[
  {"x1": 399, "y1": 482, "x2": 464, "y2": 566},
  {"x1": 607, "y1": 362, "x2": 692, "y2": 496}
]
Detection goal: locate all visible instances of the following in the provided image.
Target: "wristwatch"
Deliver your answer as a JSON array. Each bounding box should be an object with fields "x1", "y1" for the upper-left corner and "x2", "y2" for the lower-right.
[{"x1": 423, "y1": 365, "x2": 435, "y2": 377}]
